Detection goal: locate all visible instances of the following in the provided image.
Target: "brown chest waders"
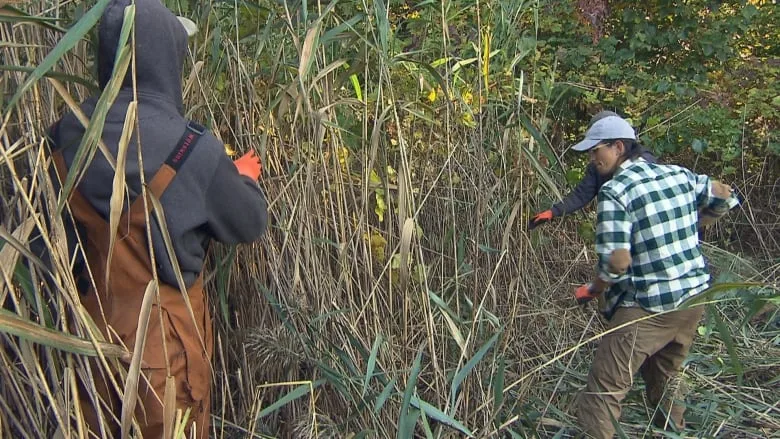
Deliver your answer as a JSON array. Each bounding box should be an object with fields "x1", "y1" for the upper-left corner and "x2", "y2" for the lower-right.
[{"x1": 53, "y1": 122, "x2": 213, "y2": 439}]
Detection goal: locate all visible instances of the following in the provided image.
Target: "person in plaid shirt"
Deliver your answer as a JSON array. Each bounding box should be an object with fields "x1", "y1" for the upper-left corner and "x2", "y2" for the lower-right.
[{"x1": 569, "y1": 115, "x2": 738, "y2": 438}]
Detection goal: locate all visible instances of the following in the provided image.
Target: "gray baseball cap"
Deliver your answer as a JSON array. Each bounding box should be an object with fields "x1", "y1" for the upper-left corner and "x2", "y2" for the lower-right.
[{"x1": 572, "y1": 115, "x2": 636, "y2": 152}]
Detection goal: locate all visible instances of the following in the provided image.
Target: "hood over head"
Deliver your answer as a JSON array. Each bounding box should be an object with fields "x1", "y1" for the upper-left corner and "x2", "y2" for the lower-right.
[{"x1": 97, "y1": 0, "x2": 189, "y2": 112}]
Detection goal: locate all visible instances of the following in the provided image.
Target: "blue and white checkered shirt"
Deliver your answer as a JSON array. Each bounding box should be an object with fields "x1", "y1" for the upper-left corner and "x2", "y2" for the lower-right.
[{"x1": 596, "y1": 158, "x2": 738, "y2": 317}]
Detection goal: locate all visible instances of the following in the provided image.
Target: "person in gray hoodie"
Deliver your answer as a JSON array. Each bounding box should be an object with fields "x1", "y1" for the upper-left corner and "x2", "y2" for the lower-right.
[
  {"x1": 528, "y1": 111, "x2": 657, "y2": 229},
  {"x1": 47, "y1": 0, "x2": 267, "y2": 437}
]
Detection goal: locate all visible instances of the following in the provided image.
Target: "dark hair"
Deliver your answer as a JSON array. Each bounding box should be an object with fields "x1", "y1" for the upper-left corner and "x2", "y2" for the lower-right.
[
  {"x1": 589, "y1": 110, "x2": 621, "y2": 127},
  {"x1": 603, "y1": 138, "x2": 643, "y2": 160}
]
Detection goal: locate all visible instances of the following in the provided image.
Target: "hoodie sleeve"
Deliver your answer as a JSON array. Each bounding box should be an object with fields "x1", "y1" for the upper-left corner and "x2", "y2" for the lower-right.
[
  {"x1": 204, "y1": 155, "x2": 268, "y2": 244},
  {"x1": 551, "y1": 162, "x2": 602, "y2": 216}
]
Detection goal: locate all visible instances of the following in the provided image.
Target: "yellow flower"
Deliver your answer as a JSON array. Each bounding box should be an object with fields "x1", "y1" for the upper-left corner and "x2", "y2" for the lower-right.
[
  {"x1": 463, "y1": 90, "x2": 473, "y2": 105},
  {"x1": 375, "y1": 193, "x2": 387, "y2": 222},
  {"x1": 427, "y1": 89, "x2": 437, "y2": 103},
  {"x1": 461, "y1": 111, "x2": 476, "y2": 128},
  {"x1": 363, "y1": 231, "x2": 388, "y2": 263},
  {"x1": 336, "y1": 146, "x2": 349, "y2": 168}
]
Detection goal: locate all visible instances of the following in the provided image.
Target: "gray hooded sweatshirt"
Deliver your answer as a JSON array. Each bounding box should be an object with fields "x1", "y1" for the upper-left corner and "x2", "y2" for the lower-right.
[{"x1": 49, "y1": 0, "x2": 267, "y2": 288}]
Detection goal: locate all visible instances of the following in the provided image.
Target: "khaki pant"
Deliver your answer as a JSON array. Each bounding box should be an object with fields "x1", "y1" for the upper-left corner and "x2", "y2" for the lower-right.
[{"x1": 577, "y1": 306, "x2": 704, "y2": 439}]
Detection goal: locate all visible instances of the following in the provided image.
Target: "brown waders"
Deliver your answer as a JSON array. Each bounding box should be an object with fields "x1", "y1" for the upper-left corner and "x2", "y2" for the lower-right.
[
  {"x1": 577, "y1": 306, "x2": 704, "y2": 438},
  {"x1": 53, "y1": 127, "x2": 213, "y2": 439}
]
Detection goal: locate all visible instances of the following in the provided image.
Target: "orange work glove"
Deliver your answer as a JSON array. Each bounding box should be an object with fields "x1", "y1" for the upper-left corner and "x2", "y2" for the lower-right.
[
  {"x1": 528, "y1": 209, "x2": 554, "y2": 230},
  {"x1": 233, "y1": 150, "x2": 262, "y2": 180},
  {"x1": 575, "y1": 283, "x2": 598, "y2": 305}
]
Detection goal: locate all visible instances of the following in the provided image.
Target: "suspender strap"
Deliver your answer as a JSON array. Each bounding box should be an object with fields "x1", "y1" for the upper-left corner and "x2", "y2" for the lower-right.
[
  {"x1": 51, "y1": 121, "x2": 206, "y2": 232},
  {"x1": 164, "y1": 121, "x2": 206, "y2": 172},
  {"x1": 128, "y1": 121, "x2": 206, "y2": 218}
]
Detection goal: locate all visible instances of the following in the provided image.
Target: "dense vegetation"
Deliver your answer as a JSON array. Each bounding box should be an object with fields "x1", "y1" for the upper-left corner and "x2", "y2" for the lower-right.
[{"x1": 1, "y1": 0, "x2": 778, "y2": 437}]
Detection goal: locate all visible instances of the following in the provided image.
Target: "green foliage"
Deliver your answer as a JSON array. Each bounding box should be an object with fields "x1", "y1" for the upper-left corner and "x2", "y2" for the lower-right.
[{"x1": 525, "y1": 1, "x2": 778, "y2": 177}]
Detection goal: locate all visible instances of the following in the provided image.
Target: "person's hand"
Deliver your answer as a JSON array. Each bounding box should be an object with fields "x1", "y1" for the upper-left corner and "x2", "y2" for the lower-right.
[
  {"x1": 575, "y1": 283, "x2": 598, "y2": 305},
  {"x1": 528, "y1": 210, "x2": 554, "y2": 230},
  {"x1": 233, "y1": 150, "x2": 262, "y2": 180}
]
